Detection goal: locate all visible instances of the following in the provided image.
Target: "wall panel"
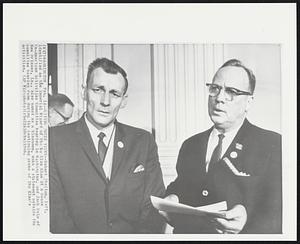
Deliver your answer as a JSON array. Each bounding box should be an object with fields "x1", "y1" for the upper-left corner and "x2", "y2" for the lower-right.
[
  {"x1": 153, "y1": 44, "x2": 224, "y2": 185},
  {"x1": 223, "y1": 44, "x2": 281, "y2": 133},
  {"x1": 113, "y1": 44, "x2": 152, "y2": 132}
]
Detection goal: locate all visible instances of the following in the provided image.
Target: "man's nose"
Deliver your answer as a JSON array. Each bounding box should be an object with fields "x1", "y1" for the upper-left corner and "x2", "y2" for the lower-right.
[
  {"x1": 100, "y1": 92, "x2": 110, "y2": 106},
  {"x1": 215, "y1": 88, "x2": 226, "y2": 102}
]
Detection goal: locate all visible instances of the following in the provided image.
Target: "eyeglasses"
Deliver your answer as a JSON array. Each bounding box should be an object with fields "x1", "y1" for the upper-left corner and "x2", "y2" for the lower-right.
[
  {"x1": 206, "y1": 83, "x2": 252, "y2": 101},
  {"x1": 53, "y1": 107, "x2": 71, "y2": 125}
]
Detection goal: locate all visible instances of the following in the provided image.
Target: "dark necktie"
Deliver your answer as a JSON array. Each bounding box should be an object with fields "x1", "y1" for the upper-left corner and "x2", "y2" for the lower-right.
[
  {"x1": 208, "y1": 133, "x2": 225, "y2": 170},
  {"x1": 97, "y1": 132, "x2": 107, "y2": 166}
]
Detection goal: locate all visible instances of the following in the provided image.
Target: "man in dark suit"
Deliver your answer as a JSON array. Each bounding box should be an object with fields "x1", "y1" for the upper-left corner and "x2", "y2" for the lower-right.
[
  {"x1": 162, "y1": 59, "x2": 282, "y2": 234},
  {"x1": 49, "y1": 58, "x2": 165, "y2": 233}
]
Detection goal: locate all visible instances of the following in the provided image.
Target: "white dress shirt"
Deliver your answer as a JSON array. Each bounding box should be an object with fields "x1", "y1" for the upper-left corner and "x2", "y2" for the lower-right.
[
  {"x1": 205, "y1": 122, "x2": 243, "y2": 172},
  {"x1": 85, "y1": 115, "x2": 116, "y2": 179}
]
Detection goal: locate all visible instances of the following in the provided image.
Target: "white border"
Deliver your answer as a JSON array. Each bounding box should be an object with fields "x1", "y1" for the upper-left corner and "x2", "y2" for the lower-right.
[{"x1": 3, "y1": 3, "x2": 296, "y2": 241}]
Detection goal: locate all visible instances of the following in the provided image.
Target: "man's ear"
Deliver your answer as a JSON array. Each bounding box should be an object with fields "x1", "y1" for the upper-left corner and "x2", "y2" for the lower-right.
[
  {"x1": 120, "y1": 94, "x2": 128, "y2": 108},
  {"x1": 245, "y1": 95, "x2": 254, "y2": 112}
]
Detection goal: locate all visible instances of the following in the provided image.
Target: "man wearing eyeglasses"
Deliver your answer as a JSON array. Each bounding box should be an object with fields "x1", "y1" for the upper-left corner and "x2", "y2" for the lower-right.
[
  {"x1": 162, "y1": 59, "x2": 282, "y2": 234},
  {"x1": 49, "y1": 58, "x2": 165, "y2": 233},
  {"x1": 48, "y1": 93, "x2": 74, "y2": 127}
]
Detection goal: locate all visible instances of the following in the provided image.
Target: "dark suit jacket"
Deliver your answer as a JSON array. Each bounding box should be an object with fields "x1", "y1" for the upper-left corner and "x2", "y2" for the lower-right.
[
  {"x1": 49, "y1": 116, "x2": 165, "y2": 233},
  {"x1": 166, "y1": 119, "x2": 282, "y2": 234}
]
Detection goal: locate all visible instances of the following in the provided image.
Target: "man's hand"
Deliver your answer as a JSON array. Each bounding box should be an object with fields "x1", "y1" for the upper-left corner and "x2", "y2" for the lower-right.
[
  {"x1": 158, "y1": 194, "x2": 179, "y2": 225},
  {"x1": 212, "y1": 204, "x2": 247, "y2": 234}
]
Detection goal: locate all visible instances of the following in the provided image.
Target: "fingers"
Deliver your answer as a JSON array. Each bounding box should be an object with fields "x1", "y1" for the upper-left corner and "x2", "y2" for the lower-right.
[
  {"x1": 215, "y1": 228, "x2": 223, "y2": 234},
  {"x1": 225, "y1": 204, "x2": 246, "y2": 220},
  {"x1": 164, "y1": 194, "x2": 179, "y2": 203},
  {"x1": 158, "y1": 210, "x2": 176, "y2": 226},
  {"x1": 214, "y1": 217, "x2": 232, "y2": 229},
  {"x1": 158, "y1": 210, "x2": 170, "y2": 221},
  {"x1": 214, "y1": 217, "x2": 243, "y2": 234}
]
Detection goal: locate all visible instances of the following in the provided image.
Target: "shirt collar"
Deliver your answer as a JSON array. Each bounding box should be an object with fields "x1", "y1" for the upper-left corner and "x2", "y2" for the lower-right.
[{"x1": 84, "y1": 113, "x2": 115, "y2": 139}]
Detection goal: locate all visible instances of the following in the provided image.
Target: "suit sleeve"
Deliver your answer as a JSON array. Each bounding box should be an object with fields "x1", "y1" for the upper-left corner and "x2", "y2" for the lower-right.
[
  {"x1": 49, "y1": 129, "x2": 78, "y2": 233},
  {"x1": 165, "y1": 141, "x2": 186, "y2": 199},
  {"x1": 242, "y1": 135, "x2": 282, "y2": 234},
  {"x1": 137, "y1": 133, "x2": 166, "y2": 233}
]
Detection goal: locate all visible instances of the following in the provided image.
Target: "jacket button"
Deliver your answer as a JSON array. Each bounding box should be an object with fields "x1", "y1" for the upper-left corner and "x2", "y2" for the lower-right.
[{"x1": 202, "y1": 190, "x2": 208, "y2": 196}]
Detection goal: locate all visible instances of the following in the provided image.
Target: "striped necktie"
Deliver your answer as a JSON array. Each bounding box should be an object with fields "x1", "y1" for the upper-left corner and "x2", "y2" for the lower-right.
[
  {"x1": 97, "y1": 132, "x2": 107, "y2": 166},
  {"x1": 208, "y1": 133, "x2": 225, "y2": 171}
]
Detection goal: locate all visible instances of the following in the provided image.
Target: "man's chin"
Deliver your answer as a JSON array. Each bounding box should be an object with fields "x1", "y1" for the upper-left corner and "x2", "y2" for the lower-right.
[
  {"x1": 89, "y1": 116, "x2": 114, "y2": 129},
  {"x1": 211, "y1": 115, "x2": 226, "y2": 125},
  {"x1": 95, "y1": 120, "x2": 113, "y2": 128}
]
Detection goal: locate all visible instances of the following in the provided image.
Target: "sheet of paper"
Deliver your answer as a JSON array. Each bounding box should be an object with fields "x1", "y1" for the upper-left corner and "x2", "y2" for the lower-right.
[{"x1": 150, "y1": 196, "x2": 227, "y2": 218}]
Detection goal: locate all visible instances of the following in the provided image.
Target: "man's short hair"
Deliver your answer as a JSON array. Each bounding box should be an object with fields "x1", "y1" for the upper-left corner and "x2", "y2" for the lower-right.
[
  {"x1": 49, "y1": 93, "x2": 74, "y2": 109},
  {"x1": 219, "y1": 59, "x2": 256, "y2": 94},
  {"x1": 86, "y1": 58, "x2": 128, "y2": 94}
]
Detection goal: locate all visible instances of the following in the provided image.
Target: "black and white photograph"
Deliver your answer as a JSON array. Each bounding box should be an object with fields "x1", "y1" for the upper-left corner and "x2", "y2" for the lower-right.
[
  {"x1": 47, "y1": 43, "x2": 282, "y2": 235},
  {"x1": 3, "y1": 3, "x2": 296, "y2": 241}
]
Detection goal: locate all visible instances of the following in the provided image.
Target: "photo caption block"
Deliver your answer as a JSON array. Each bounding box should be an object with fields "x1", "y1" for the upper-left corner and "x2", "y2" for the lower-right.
[{"x1": 22, "y1": 43, "x2": 48, "y2": 228}]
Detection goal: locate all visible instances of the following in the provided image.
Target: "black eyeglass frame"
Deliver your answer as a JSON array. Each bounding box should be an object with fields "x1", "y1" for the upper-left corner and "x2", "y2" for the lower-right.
[{"x1": 206, "y1": 83, "x2": 253, "y2": 101}]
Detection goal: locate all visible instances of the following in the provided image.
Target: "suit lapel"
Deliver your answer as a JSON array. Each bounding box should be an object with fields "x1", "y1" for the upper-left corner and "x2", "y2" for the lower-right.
[
  {"x1": 110, "y1": 122, "x2": 127, "y2": 181},
  {"x1": 76, "y1": 116, "x2": 108, "y2": 183},
  {"x1": 221, "y1": 119, "x2": 251, "y2": 169},
  {"x1": 184, "y1": 128, "x2": 211, "y2": 180},
  {"x1": 200, "y1": 129, "x2": 212, "y2": 168}
]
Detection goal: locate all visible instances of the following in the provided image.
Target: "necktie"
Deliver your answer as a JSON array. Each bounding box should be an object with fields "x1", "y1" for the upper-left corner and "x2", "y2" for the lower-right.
[
  {"x1": 208, "y1": 134, "x2": 225, "y2": 171},
  {"x1": 97, "y1": 132, "x2": 107, "y2": 166}
]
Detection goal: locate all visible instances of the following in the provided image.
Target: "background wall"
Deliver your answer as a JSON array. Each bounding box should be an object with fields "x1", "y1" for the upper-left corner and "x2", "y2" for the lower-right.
[
  {"x1": 223, "y1": 44, "x2": 281, "y2": 132},
  {"x1": 52, "y1": 44, "x2": 281, "y2": 187}
]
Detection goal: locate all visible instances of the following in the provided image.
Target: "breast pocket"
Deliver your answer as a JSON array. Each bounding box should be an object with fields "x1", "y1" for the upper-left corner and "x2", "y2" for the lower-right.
[
  {"x1": 120, "y1": 170, "x2": 145, "y2": 221},
  {"x1": 126, "y1": 170, "x2": 145, "y2": 193}
]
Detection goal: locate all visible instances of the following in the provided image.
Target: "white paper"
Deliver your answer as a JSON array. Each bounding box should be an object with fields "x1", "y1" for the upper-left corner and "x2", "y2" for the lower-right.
[{"x1": 151, "y1": 196, "x2": 227, "y2": 218}]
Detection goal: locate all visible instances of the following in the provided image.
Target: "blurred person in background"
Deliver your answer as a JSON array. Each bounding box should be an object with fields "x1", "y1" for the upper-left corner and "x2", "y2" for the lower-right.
[{"x1": 48, "y1": 93, "x2": 74, "y2": 127}]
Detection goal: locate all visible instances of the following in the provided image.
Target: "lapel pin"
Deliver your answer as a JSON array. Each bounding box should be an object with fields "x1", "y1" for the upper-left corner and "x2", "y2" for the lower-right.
[
  {"x1": 230, "y1": 151, "x2": 238, "y2": 159},
  {"x1": 235, "y1": 143, "x2": 243, "y2": 150},
  {"x1": 117, "y1": 141, "x2": 124, "y2": 148}
]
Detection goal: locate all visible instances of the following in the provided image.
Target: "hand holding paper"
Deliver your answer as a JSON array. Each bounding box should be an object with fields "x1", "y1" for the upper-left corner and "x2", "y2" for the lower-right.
[
  {"x1": 213, "y1": 204, "x2": 247, "y2": 234},
  {"x1": 151, "y1": 195, "x2": 227, "y2": 218},
  {"x1": 152, "y1": 196, "x2": 247, "y2": 233},
  {"x1": 157, "y1": 194, "x2": 179, "y2": 223},
  {"x1": 152, "y1": 195, "x2": 228, "y2": 231}
]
